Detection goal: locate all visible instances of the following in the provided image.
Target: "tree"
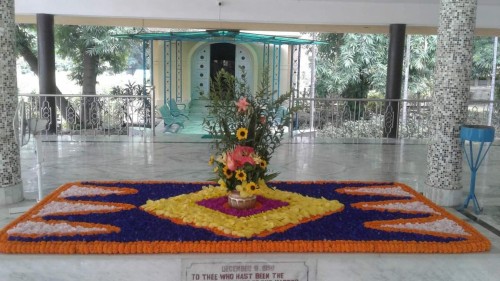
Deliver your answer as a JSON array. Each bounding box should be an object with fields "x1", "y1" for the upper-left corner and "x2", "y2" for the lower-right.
[
  {"x1": 472, "y1": 37, "x2": 498, "y2": 79},
  {"x1": 405, "y1": 35, "x2": 437, "y2": 99},
  {"x1": 55, "y1": 25, "x2": 136, "y2": 125},
  {"x1": 312, "y1": 33, "x2": 389, "y2": 119},
  {"x1": 313, "y1": 32, "x2": 500, "y2": 121},
  {"x1": 16, "y1": 24, "x2": 76, "y2": 124},
  {"x1": 56, "y1": 25, "x2": 133, "y2": 95},
  {"x1": 314, "y1": 33, "x2": 440, "y2": 99},
  {"x1": 17, "y1": 24, "x2": 140, "y2": 129},
  {"x1": 472, "y1": 37, "x2": 500, "y2": 100},
  {"x1": 315, "y1": 33, "x2": 389, "y2": 99}
]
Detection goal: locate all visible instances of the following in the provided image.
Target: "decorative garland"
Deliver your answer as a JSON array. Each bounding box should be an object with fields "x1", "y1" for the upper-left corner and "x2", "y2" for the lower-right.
[{"x1": 0, "y1": 180, "x2": 491, "y2": 254}]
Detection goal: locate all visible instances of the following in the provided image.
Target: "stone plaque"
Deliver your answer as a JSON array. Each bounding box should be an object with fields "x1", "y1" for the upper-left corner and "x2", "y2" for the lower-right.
[{"x1": 182, "y1": 259, "x2": 316, "y2": 281}]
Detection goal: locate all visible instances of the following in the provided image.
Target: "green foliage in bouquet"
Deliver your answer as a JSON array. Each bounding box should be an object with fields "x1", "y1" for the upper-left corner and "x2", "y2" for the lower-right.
[{"x1": 203, "y1": 69, "x2": 291, "y2": 195}]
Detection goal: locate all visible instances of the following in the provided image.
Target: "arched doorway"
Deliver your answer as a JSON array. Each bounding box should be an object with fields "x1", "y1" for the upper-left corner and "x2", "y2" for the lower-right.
[{"x1": 191, "y1": 43, "x2": 254, "y2": 100}]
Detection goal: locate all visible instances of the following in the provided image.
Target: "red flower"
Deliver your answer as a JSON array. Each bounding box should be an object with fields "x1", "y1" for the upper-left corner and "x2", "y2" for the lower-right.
[
  {"x1": 227, "y1": 145, "x2": 255, "y2": 171},
  {"x1": 226, "y1": 152, "x2": 237, "y2": 171}
]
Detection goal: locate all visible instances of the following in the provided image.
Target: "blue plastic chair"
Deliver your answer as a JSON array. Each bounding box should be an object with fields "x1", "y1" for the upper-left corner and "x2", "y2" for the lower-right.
[
  {"x1": 168, "y1": 99, "x2": 189, "y2": 120},
  {"x1": 158, "y1": 104, "x2": 185, "y2": 132}
]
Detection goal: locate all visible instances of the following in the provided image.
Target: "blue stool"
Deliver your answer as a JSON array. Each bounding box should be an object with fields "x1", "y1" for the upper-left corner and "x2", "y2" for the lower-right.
[{"x1": 460, "y1": 125, "x2": 495, "y2": 214}]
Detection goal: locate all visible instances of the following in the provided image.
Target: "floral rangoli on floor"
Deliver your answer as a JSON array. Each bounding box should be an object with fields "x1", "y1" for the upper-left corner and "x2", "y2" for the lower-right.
[{"x1": 0, "y1": 181, "x2": 491, "y2": 254}]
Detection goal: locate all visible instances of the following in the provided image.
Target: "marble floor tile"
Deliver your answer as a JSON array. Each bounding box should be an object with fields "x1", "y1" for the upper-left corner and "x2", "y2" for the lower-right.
[{"x1": 1, "y1": 135, "x2": 499, "y2": 281}]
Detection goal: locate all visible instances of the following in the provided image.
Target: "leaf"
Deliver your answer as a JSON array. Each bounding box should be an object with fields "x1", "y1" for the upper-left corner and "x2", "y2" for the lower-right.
[{"x1": 263, "y1": 172, "x2": 280, "y2": 181}]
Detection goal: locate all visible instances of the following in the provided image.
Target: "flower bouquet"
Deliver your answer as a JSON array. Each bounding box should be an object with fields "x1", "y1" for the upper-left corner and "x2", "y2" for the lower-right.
[{"x1": 203, "y1": 69, "x2": 291, "y2": 208}]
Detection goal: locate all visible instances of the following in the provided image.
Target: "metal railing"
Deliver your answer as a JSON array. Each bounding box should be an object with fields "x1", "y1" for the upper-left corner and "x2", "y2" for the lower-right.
[
  {"x1": 18, "y1": 93, "x2": 153, "y2": 139},
  {"x1": 18, "y1": 93, "x2": 498, "y2": 140},
  {"x1": 292, "y1": 98, "x2": 500, "y2": 139}
]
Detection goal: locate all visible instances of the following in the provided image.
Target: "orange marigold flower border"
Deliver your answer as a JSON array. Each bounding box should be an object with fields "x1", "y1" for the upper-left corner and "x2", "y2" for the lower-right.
[{"x1": 0, "y1": 180, "x2": 491, "y2": 254}]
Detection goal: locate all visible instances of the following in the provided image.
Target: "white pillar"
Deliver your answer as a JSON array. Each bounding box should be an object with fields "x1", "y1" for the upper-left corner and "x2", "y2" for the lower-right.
[
  {"x1": 0, "y1": 0, "x2": 24, "y2": 205},
  {"x1": 425, "y1": 0, "x2": 478, "y2": 206}
]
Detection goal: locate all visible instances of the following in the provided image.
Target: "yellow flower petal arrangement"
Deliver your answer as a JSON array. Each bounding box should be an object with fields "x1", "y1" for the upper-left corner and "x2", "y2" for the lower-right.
[{"x1": 142, "y1": 183, "x2": 344, "y2": 238}]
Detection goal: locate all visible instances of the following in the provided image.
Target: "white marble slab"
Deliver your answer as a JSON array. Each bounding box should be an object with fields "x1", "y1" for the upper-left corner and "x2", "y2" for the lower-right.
[{"x1": 1, "y1": 251, "x2": 500, "y2": 281}]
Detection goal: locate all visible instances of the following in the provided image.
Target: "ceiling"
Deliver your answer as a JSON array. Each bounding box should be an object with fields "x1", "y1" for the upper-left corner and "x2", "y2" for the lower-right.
[{"x1": 14, "y1": 0, "x2": 500, "y2": 35}]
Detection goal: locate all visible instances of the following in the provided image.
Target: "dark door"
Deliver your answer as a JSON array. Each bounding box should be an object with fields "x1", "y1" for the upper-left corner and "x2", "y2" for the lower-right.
[{"x1": 210, "y1": 43, "x2": 236, "y2": 79}]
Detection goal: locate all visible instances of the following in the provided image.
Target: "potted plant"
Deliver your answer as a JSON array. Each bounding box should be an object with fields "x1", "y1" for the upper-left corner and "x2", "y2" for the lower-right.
[{"x1": 203, "y1": 69, "x2": 291, "y2": 209}]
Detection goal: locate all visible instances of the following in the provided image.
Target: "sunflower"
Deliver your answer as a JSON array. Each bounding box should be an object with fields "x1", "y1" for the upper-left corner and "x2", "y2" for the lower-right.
[
  {"x1": 208, "y1": 155, "x2": 215, "y2": 166},
  {"x1": 235, "y1": 169, "x2": 247, "y2": 181},
  {"x1": 223, "y1": 166, "x2": 234, "y2": 179},
  {"x1": 236, "y1": 127, "x2": 248, "y2": 140},
  {"x1": 246, "y1": 181, "x2": 258, "y2": 193},
  {"x1": 259, "y1": 160, "x2": 267, "y2": 169}
]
